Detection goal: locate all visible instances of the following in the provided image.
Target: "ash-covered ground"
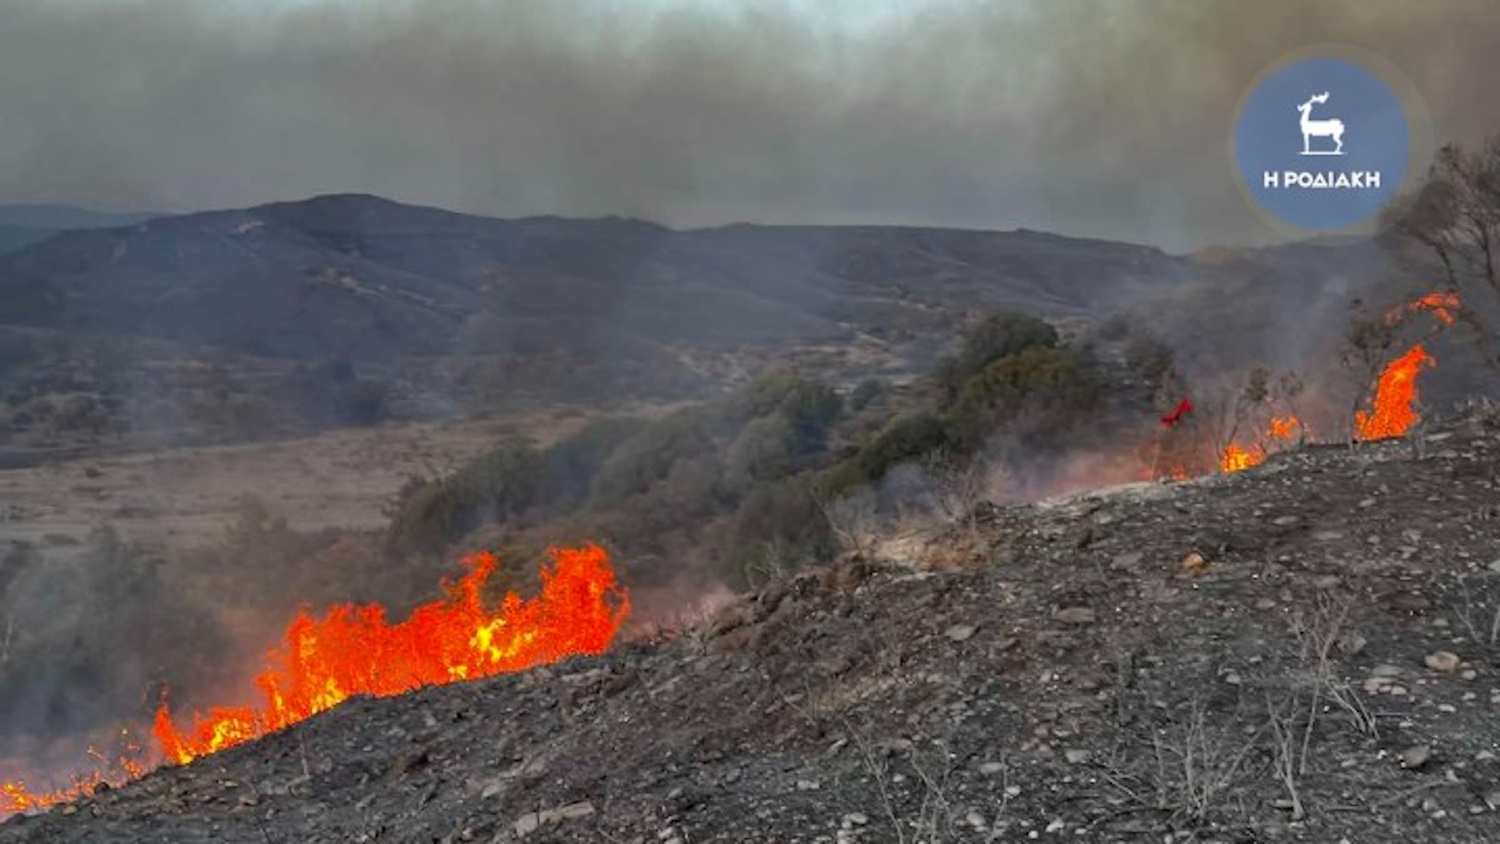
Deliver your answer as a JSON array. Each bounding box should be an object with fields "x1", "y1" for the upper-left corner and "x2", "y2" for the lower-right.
[{"x1": 5, "y1": 407, "x2": 1500, "y2": 843}]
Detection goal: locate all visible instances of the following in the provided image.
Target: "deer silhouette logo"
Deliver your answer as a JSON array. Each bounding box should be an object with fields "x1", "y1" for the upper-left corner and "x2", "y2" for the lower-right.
[{"x1": 1297, "y1": 92, "x2": 1345, "y2": 155}]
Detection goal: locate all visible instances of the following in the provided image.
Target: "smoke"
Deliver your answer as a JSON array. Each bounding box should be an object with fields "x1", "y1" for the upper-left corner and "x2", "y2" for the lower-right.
[{"x1": 0, "y1": 1, "x2": 1496, "y2": 251}]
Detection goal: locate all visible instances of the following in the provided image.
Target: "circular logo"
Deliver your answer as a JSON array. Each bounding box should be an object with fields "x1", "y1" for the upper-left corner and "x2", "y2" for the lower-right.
[{"x1": 1233, "y1": 49, "x2": 1422, "y2": 233}]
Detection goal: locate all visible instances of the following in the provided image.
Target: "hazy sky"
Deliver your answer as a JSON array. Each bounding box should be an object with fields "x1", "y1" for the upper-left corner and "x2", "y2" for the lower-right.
[{"x1": 2, "y1": 0, "x2": 1497, "y2": 252}]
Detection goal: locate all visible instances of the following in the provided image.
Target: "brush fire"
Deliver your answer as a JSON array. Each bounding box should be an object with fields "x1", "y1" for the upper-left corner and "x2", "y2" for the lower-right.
[
  {"x1": 1189, "y1": 292, "x2": 1458, "y2": 475},
  {"x1": 2, "y1": 544, "x2": 628, "y2": 815},
  {"x1": 0, "y1": 292, "x2": 1463, "y2": 818}
]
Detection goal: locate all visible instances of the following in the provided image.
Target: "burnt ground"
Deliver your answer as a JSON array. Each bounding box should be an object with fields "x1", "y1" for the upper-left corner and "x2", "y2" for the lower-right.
[{"x1": 5, "y1": 408, "x2": 1500, "y2": 843}]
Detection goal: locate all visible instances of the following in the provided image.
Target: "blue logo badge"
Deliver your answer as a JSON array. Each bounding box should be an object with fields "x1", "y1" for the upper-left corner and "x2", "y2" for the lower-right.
[{"x1": 1234, "y1": 55, "x2": 1412, "y2": 232}]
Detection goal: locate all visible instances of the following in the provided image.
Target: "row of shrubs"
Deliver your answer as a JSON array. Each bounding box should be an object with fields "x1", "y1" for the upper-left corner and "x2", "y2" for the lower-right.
[{"x1": 384, "y1": 311, "x2": 1101, "y2": 586}]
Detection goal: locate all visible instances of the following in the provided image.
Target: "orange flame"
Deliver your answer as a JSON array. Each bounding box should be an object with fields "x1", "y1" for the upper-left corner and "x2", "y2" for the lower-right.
[
  {"x1": 1, "y1": 736, "x2": 145, "y2": 815},
  {"x1": 1218, "y1": 414, "x2": 1304, "y2": 473},
  {"x1": 1218, "y1": 443, "x2": 1265, "y2": 472},
  {"x1": 1386, "y1": 291, "x2": 1460, "y2": 327},
  {"x1": 1355, "y1": 343, "x2": 1435, "y2": 441},
  {"x1": 4, "y1": 544, "x2": 627, "y2": 812},
  {"x1": 154, "y1": 544, "x2": 628, "y2": 765}
]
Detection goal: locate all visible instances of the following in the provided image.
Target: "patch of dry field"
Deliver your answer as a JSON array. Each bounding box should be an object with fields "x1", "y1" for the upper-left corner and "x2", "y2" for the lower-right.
[{"x1": 0, "y1": 405, "x2": 632, "y2": 552}]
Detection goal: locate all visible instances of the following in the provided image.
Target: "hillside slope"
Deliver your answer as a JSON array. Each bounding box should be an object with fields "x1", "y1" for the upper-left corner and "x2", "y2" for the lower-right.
[
  {"x1": 0, "y1": 195, "x2": 1189, "y2": 360},
  {"x1": 6, "y1": 408, "x2": 1499, "y2": 842}
]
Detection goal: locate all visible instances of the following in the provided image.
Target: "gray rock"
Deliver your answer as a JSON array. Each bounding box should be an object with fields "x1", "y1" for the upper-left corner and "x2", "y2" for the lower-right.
[
  {"x1": 1053, "y1": 607, "x2": 1096, "y2": 625},
  {"x1": 945, "y1": 624, "x2": 978, "y2": 642},
  {"x1": 1400, "y1": 745, "x2": 1433, "y2": 770},
  {"x1": 1425, "y1": 651, "x2": 1461, "y2": 672}
]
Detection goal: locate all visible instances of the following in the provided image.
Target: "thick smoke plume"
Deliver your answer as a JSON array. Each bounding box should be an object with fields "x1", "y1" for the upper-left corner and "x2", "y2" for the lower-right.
[{"x1": 1, "y1": 0, "x2": 1497, "y2": 251}]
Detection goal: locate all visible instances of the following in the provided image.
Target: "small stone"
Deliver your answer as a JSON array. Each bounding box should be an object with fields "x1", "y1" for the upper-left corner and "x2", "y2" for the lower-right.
[
  {"x1": 1337, "y1": 633, "x2": 1368, "y2": 656},
  {"x1": 979, "y1": 762, "x2": 1006, "y2": 775},
  {"x1": 946, "y1": 624, "x2": 978, "y2": 642},
  {"x1": 1064, "y1": 749, "x2": 1091, "y2": 764},
  {"x1": 1045, "y1": 819, "x2": 1065, "y2": 833},
  {"x1": 1463, "y1": 669, "x2": 1478, "y2": 680},
  {"x1": 1486, "y1": 790, "x2": 1500, "y2": 810},
  {"x1": 1400, "y1": 745, "x2": 1433, "y2": 770},
  {"x1": 1273, "y1": 515, "x2": 1300, "y2": 527},
  {"x1": 1426, "y1": 651, "x2": 1462, "y2": 672},
  {"x1": 1053, "y1": 606, "x2": 1096, "y2": 625},
  {"x1": 1477, "y1": 750, "x2": 1496, "y2": 762},
  {"x1": 1488, "y1": 559, "x2": 1500, "y2": 574},
  {"x1": 796, "y1": 779, "x2": 821, "y2": 791},
  {"x1": 514, "y1": 814, "x2": 541, "y2": 837},
  {"x1": 1371, "y1": 664, "x2": 1404, "y2": 678},
  {"x1": 1181, "y1": 551, "x2": 1207, "y2": 571},
  {"x1": 842, "y1": 813, "x2": 869, "y2": 827},
  {"x1": 1004, "y1": 785, "x2": 1022, "y2": 798},
  {"x1": 1111, "y1": 552, "x2": 1144, "y2": 570}
]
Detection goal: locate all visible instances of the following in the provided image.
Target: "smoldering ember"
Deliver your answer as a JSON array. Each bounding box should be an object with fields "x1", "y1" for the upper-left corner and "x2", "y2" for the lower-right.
[{"x1": 1, "y1": 2, "x2": 1500, "y2": 843}]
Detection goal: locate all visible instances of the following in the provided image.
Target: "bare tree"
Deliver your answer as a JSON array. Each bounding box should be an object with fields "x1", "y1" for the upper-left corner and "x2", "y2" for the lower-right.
[{"x1": 1383, "y1": 137, "x2": 1500, "y2": 371}]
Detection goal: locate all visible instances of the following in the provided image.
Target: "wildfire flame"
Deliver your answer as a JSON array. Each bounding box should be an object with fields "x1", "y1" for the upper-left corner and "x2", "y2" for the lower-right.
[
  {"x1": 1212, "y1": 290, "x2": 1456, "y2": 472},
  {"x1": 3, "y1": 543, "x2": 628, "y2": 812},
  {"x1": 1, "y1": 736, "x2": 145, "y2": 814},
  {"x1": 1355, "y1": 343, "x2": 1436, "y2": 441},
  {"x1": 1217, "y1": 414, "x2": 1302, "y2": 473},
  {"x1": 1386, "y1": 291, "x2": 1460, "y2": 327}
]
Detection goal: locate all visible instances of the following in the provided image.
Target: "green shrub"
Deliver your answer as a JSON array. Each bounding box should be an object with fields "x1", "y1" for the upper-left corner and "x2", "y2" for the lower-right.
[
  {"x1": 721, "y1": 475, "x2": 835, "y2": 583},
  {"x1": 588, "y1": 413, "x2": 713, "y2": 507},
  {"x1": 723, "y1": 413, "x2": 801, "y2": 489},
  {"x1": 937, "y1": 312, "x2": 1060, "y2": 398},
  {"x1": 386, "y1": 440, "x2": 543, "y2": 553},
  {"x1": 852, "y1": 413, "x2": 952, "y2": 484},
  {"x1": 538, "y1": 416, "x2": 644, "y2": 510},
  {"x1": 947, "y1": 347, "x2": 1100, "y2": 452}
]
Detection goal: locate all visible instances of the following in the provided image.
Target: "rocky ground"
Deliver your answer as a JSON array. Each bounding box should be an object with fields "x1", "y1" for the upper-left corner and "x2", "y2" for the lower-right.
[{"x1": 5, "y1": 407, "x2": 1500, "y2": 843}]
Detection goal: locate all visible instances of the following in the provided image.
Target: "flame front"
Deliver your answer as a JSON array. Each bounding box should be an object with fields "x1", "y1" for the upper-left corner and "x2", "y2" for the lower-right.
[
  {"x1": 153, "y1": 544, "x2": 628, "y2": 765},
  {"x1": 5, "y1": 544, "x2": 627, "y2": 811},
  {"x1": 1355, "y1": 343, "x2": 1435, "y2": 441}
]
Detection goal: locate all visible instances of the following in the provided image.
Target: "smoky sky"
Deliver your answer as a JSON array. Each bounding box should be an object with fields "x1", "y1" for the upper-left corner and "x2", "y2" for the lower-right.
[{"x1": 1, "y1": 0, "x2": 1497, "y2": 252}]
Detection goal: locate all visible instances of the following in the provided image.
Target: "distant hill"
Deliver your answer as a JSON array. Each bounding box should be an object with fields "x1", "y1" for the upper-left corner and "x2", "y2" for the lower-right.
[
  {"x1": 0, "y1": 194, "x2": 1188, "y2": 361},
  {"x1": 0, "y1": 204, "x2": 158, "y2": 256},
  {"x1": 0, "y1": 193, "x2": 1428, "y2": 448}
]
